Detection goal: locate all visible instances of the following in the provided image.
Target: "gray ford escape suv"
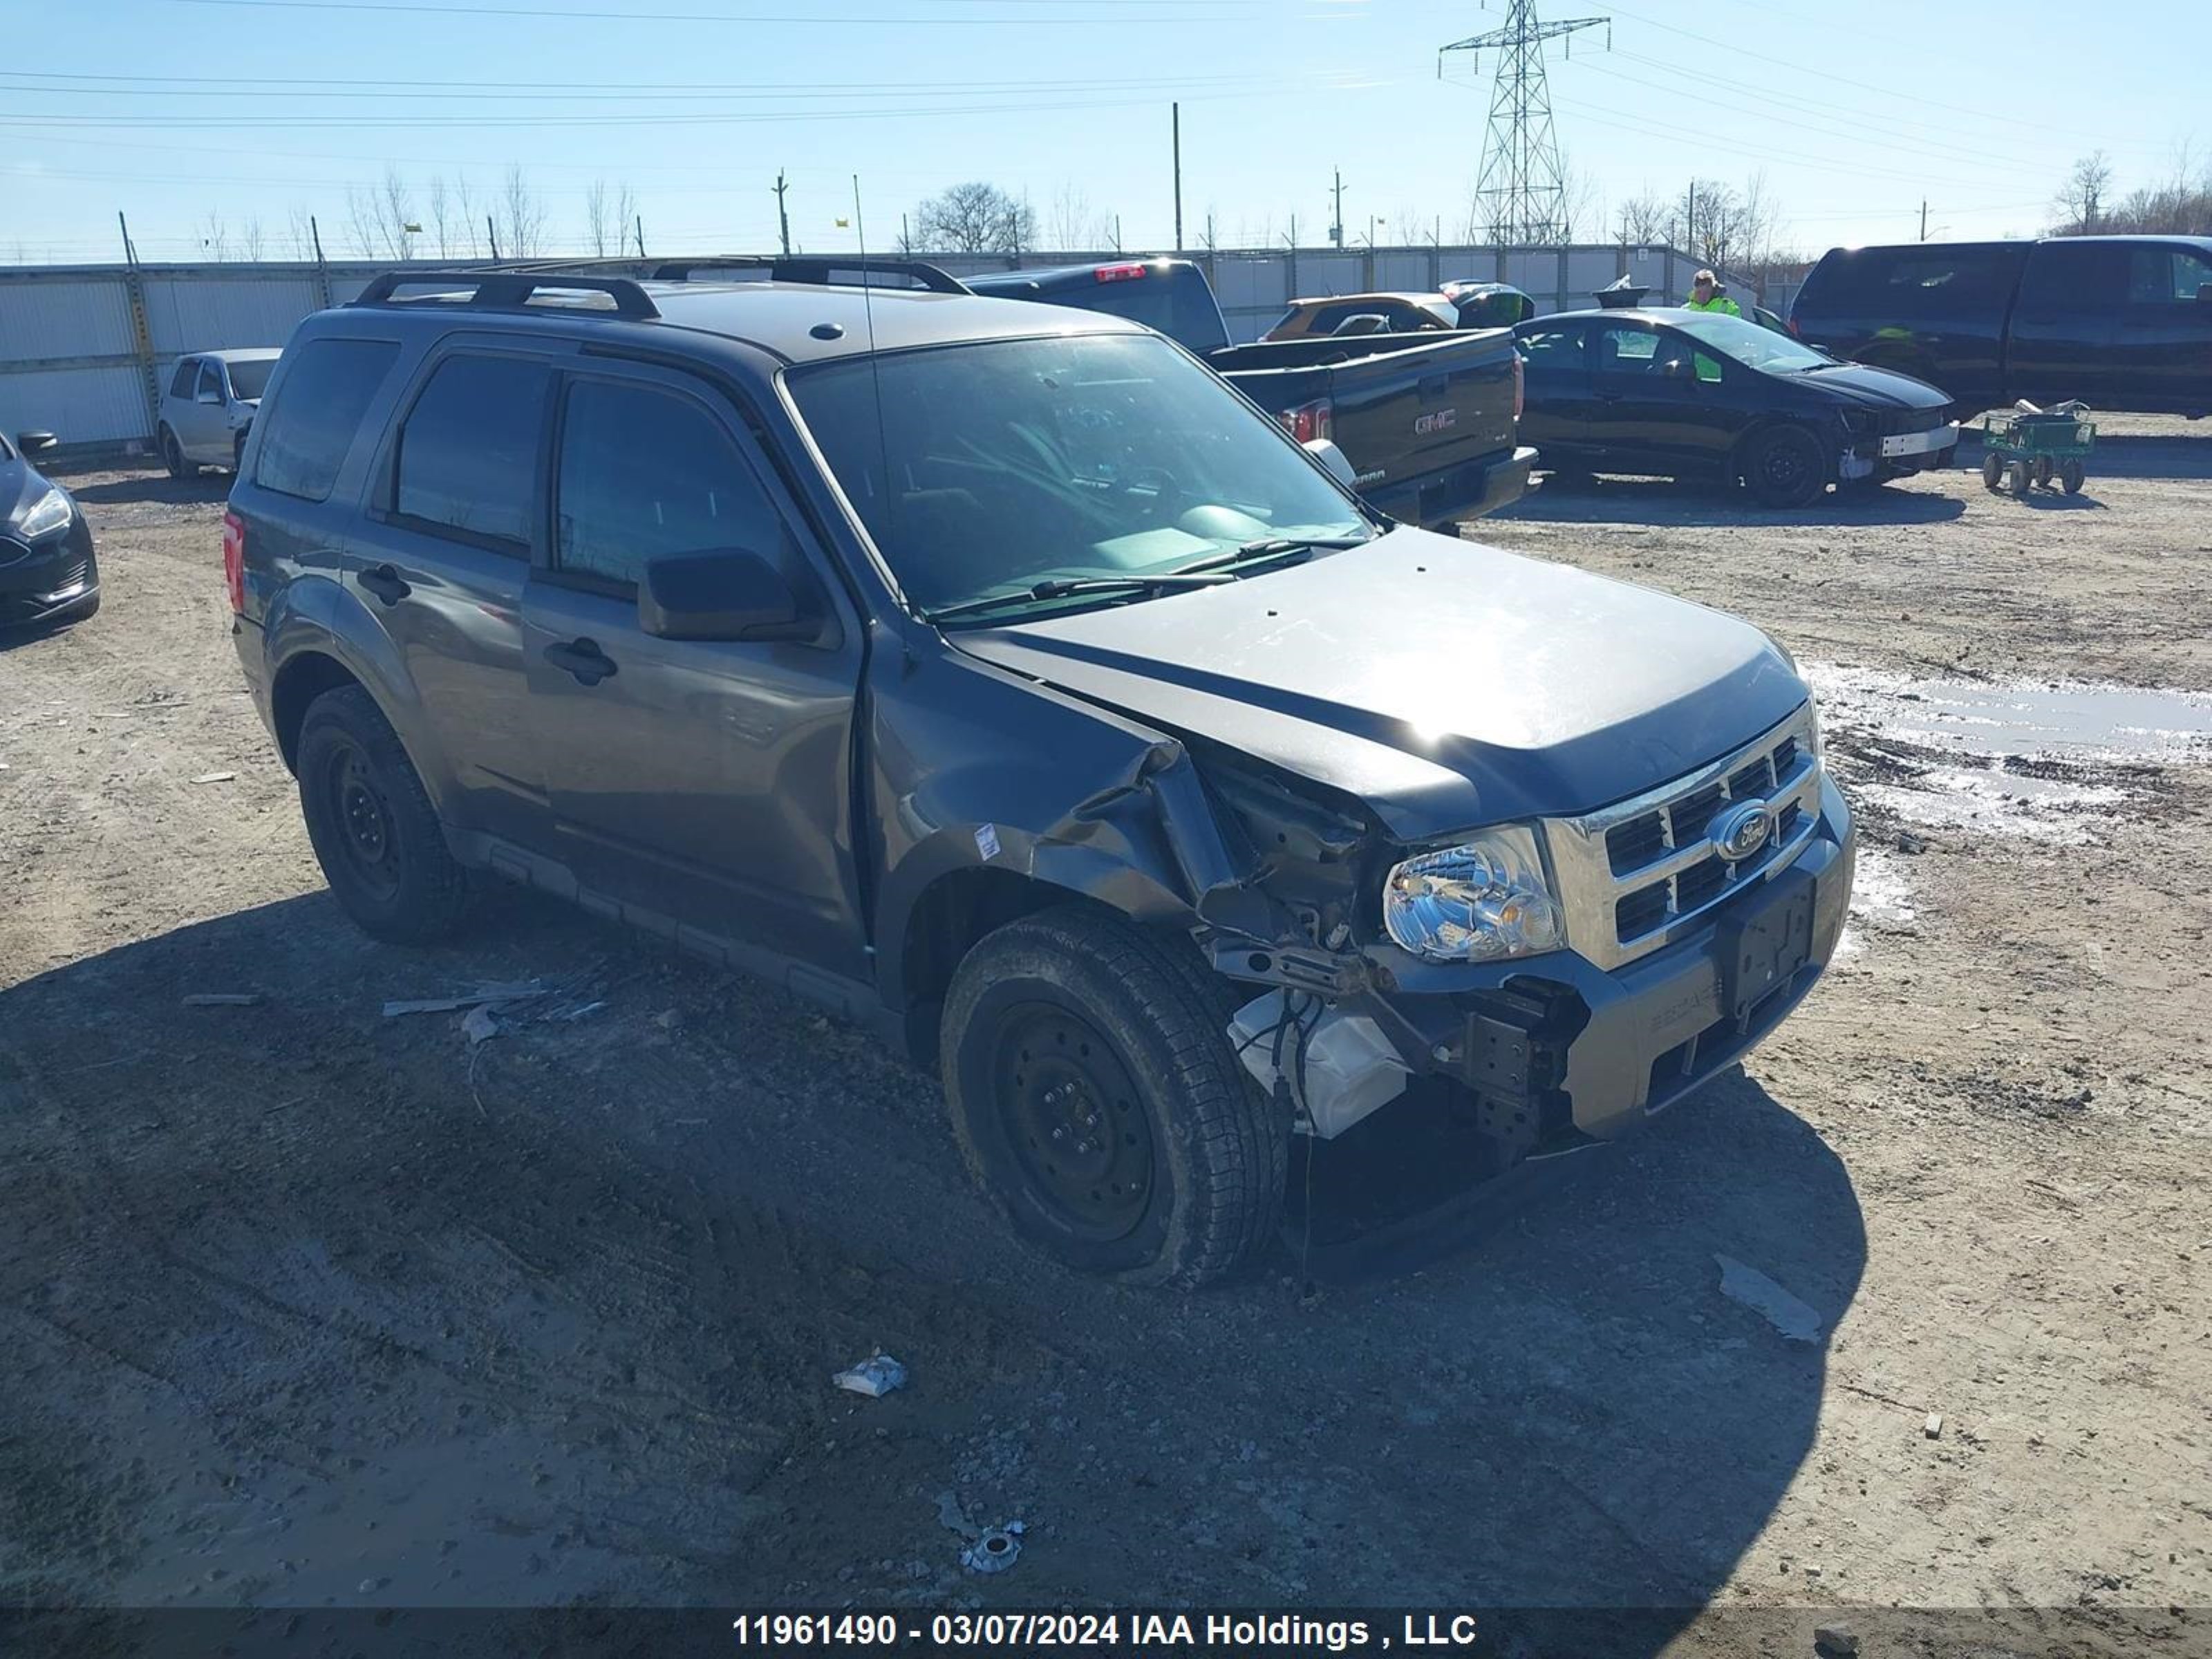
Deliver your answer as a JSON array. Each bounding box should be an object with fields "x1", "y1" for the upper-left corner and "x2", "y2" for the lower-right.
[{"x1": 225, "y1": 265, "x2": 1855, "y2": 1288}]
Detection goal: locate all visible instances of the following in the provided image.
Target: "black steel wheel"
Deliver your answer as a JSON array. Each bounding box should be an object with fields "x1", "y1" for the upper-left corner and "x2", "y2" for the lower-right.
[
  {"x1": 296, "y1": 684, "x2": 471, "y2": 944},
  {"x1": 941, "y1": 905, "x2": 1288, "y2": 1288},
  {"x1": 1743, "y1": 424, "x2": 1828, "y2": 508},
  {"x1": 991, "y1": 1002, "x2": 1156, "y2": 1244}
]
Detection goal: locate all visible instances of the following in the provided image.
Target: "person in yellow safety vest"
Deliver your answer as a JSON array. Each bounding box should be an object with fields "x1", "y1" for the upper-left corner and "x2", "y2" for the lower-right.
[
  {"x1": 1685, "y1": 268, "x2": 1742, "y2": 317},
  {"x1": 1680, "y1": 268, "x2": 1741, "y2": 382}
]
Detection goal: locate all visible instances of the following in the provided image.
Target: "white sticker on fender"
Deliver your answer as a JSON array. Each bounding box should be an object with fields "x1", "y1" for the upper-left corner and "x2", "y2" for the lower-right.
[{"x1": 975, "y1": 823, "x2": 1001, "y2": 861}]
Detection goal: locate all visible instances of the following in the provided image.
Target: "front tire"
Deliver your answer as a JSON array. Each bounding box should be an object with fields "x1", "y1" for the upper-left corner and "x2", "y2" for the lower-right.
[
  {"x1": 940, "y1": 906, "x2": 1287, "y2": 1289},
  {"x1": 296, "y1": 684, "x2": 470, "y2": 945},
  {"x1": 1743, "y1": 424, "x2": 1828, "y2": 508}
]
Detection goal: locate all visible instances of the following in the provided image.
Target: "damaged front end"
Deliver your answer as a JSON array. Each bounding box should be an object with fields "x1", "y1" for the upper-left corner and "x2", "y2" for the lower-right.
[{"x1": 1184, "y1": 709, "x2": 1855, "y2": 1170}]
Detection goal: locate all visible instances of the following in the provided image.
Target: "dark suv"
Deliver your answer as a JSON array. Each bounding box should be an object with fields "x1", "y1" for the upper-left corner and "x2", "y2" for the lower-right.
[{"x1": 227, "y1": 267, "x2": 1855, "y2": 1288}]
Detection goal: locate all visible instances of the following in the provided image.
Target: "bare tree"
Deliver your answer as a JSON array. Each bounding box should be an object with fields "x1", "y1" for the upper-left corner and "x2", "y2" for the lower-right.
[
  {"x1": 241, "y1": 218, "x2": 265, "y2": 261},
  {"x1": 453, "y1": 174, "x2": 480, "y2": 258},
  {"x1": 1614, "y1": 189, "x2": 1669, "y2": 247},
  {"x1": 584, "y1": 179, "x2": 612, "y2": 256},
  {"x1": 615, "y1": 182, "x2": 640, "y2": 255},
  {"x1": 286, "y1": 205, "x2": 320, "y2": 260},
  {"x1": 912, "y1": 181, "x2": 1035, "y2": 255},
  {"x1": 2052, "y1": 151, "x2": 2114, "y2": 235},
  {"x1": 499, "y1": 165, "x2": 547, "y2": 259},
  {"x1": 199, "y1": 211, "x2": 229, "y2": 261},
  {"x1": 1047, "y1": 181, "x2": 1101, "y2": 251},
  {"x1": 427, "y1": 175, "x2": 453, "y2": 259},
  {"x1": 346, "y1": 167, "x2": 419, "y2": 260}
]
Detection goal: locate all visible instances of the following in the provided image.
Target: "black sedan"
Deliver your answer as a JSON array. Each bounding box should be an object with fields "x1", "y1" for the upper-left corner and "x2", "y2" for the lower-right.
[
  {"x1": 1513, "y1": 309, "x2": 1959, "y2": 507},
  {"x1": 0, "y1": 431, "x2": 97, "y2": 629}
]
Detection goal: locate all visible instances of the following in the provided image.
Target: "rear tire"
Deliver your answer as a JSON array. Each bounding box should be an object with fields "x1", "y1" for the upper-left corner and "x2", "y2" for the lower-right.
[
  {"x1": 2008, "y1": 459, "x2": 2032, "y2": 495},
  {"x1": 160, "y1": 427, "x2": 196, "y2": 480},
  {"x1": 2032, "y1": 455, "x2": 2054, "y2": 488},
  {"x1": 940, "y1": 905, "x2": 1288, "y2": 1289},
  {"x1": 1743, "y1": 424, "x2": 1828, "y2": 508},
  {"x1": 296, "y1": 684, "x2": 470, "y2": 945},
  {"x1": 1981, "y1": 453, "x2": 2004, "y2": 491},
  {"x1": 2061, "y1": 458, "x2": 2086, "y2": 494}
]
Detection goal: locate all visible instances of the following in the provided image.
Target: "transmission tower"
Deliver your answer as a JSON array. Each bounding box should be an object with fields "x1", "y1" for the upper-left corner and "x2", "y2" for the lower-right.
[{"x1": 1441, "y1": 1, "x2": 1611, "y2": 245}]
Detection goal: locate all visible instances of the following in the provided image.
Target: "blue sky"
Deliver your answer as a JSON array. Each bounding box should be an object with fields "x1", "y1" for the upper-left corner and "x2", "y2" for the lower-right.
[{"x1": 6, "y1": 0, "x2": 2205, "y2": 265}]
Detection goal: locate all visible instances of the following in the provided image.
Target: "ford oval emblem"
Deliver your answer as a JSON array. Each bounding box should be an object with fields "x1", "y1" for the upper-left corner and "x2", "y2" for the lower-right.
[{"x1": 1711, "y1": 798, "x2": 1773, "y2": 862}]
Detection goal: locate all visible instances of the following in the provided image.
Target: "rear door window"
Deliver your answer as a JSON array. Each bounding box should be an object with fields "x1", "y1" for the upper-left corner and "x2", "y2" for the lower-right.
[
  {"x1": 2019, "y1": 243, "x2": 2128, "y2": 310},
  {"x1": 552, "y1": 377, "x2": 787, "y2": 590},
  {"x1": 252, "y1": 337, "x2": 400, "y2": 503},
  {"x1": 1594, "y1": 322, "x2": 1661, "y2": 373},
  {"x1": 1516, "y1": 321, "x2": 1588, "y2": 373},
  {"x1": 2128, "y1": 245, "x2": 2212, "y2": 304},
  {"x1": 393, "y1": 354, "x2": 551, "y2": 549},
  {"x1": 1874, "y1": 250, "x2": 2016, "y2": 315}
]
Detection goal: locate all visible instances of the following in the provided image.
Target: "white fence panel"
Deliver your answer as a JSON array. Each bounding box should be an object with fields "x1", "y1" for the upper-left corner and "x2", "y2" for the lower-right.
[
  {"x1": 0, "y1": 365, "x2": 149, "y2": 449},
  {"x1": 0, "y1": 276, "x2": 134, "y2": 361},
  {"x1": 143, "y1": 274, "x2": 326, "y2": 356}
]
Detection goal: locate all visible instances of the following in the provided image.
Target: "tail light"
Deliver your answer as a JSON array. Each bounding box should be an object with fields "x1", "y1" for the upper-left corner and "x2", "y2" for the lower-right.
[
  {"x1": 1512, "y1": 353, "x2": 1526, "y2": 422},
  {"x1": 1094, "y1": 262, "x2": 1148, "y2": 284},
  {"x1": 1280, "y1": 399, "x2": 1332, "y2": 444},
  {"x1": 222, "y1": 508, "x2": 245, "y2": 615}
]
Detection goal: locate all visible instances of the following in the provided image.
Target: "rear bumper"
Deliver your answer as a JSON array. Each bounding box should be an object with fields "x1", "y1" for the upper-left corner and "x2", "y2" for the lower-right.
[
  {"x1": 0, "y1": 522, "x2": 98, "y2": 625},
  {"x1": 1369, "y1": 444, "x2": 1536, "y2": 527},
  {"x1": 1361, "y1": 774, "x2": 1855, "y2": 1143}
]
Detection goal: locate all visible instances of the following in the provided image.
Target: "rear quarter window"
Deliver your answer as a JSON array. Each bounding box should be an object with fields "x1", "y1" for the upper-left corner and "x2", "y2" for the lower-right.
[
  {"x1": 1804, "y1": 247, "x2": 2018, "y2": 319},
  {"x1": 253, "y1": 338, "x2": 400, "y2": 503},
  {"x1": 393, "y1": 354, "x2": 551, "y2": 547}
]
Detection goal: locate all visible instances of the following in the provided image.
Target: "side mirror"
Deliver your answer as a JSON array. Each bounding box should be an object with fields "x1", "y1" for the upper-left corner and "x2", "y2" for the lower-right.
[
  {"x1": 196, "y1": 386, "x2": 225, "y2": 406},
  {"x1": 17, "y1": 431, "x2": 57, "y2": 456},
  {"x1": 639, "y1": 549, "x2": 823, "y2": 643},
  {"x1": 1303, "y1": 438, "x2": 1359, "y2": 491}
]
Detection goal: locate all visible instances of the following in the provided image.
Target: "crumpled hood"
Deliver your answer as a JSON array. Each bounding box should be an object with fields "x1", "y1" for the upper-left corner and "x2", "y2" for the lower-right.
[
  {"x1": 951, "y1": 526, "x2": 1808, "y2": 840},
  {"x1": 1800, "y1": 362, "x2": 1953, "y2": 411}
]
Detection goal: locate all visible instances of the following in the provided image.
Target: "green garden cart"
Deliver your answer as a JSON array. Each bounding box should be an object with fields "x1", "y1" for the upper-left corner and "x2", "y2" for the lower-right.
[{"x1": 1981, "y1": 409, "x2": 2096, "y2": 496}]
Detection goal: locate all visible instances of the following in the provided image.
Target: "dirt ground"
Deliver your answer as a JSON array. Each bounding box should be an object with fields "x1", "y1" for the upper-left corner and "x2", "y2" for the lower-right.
[{"x1": 3, "y1": 424, "x2": 2209, "y2": 1656}]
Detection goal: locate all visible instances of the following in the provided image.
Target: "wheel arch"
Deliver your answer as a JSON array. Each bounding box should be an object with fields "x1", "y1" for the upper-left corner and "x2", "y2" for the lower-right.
[
  {"x1": 894, "y1": 866, "x2": 1101, "y2": 1061},
  {"x1": 270, "y1": 648, "x2": 364, "y2": 773},
  {"x1": 1730, "y1": 413, "x2": 1837, "y2": 487}
]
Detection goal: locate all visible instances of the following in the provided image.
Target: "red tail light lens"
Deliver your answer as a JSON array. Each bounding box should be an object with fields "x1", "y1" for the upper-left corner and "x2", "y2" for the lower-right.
[
  {"x1": 1094, "y1": 262, "x2": 1148, "y2": 284},
  {"x1": 1280, "y1": 399, "x2": 1332, "y2": 444},
  {"x1": 222, "y1": 509, "x2": 245, "y2": 615}
]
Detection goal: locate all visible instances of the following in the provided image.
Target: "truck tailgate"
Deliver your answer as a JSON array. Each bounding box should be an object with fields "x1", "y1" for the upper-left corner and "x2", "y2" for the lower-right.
[{"x1": 1212, "y1": 328, "x2": 1525, "y2": 523}]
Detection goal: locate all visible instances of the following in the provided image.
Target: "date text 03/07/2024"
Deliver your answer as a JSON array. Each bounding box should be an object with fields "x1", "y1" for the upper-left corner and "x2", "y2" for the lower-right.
[{"x1": 729, "y1": 1612, "x2": 1483, "y2": 1649}]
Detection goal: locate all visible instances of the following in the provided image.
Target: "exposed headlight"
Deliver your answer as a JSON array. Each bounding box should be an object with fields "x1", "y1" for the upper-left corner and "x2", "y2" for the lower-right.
[
  {"x1": 1382, "y1": 825, "x2": 1562, "y2": 963},
  {"x1": 17, "y1": 484, "x2": 71, "y2": 541}
]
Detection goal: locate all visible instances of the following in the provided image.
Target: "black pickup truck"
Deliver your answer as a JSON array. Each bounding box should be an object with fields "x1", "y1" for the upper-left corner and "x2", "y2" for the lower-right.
[
  {"x1": 1790, "y1": 235, "x2": 2212, "y2": 415},
  {"x1": 966, "y1": 259, "x2": 1535, "y2": 526}
]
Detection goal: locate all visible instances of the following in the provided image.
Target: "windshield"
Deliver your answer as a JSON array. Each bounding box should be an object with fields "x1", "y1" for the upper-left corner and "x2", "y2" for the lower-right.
[
  {"x1": 787, "y1": 332, "x2": 1371, "y2": 619},
  {"x1": 225, "y1": 357, "x2": 276, "y2": 400},
  {"x1": 1670, "y1": 312, "x2": 1831, "y2": 373}
]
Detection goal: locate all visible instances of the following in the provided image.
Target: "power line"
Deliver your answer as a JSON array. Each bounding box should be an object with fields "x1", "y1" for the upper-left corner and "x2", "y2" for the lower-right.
[{"x1": 174, "y1": 0, "x2": 1261, "y2": 23}]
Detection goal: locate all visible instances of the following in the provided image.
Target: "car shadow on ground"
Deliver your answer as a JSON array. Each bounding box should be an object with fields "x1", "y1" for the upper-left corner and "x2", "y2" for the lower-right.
[
  {"x1": 1500, "y1": 472, "x2": 1967, "y2": 528},
  {"x1": 50, "y1": 468, "x2": 235, "y2": 508},
  {"x1": 0, "y1": 889, "x2": 1863, "y2": 1642}
]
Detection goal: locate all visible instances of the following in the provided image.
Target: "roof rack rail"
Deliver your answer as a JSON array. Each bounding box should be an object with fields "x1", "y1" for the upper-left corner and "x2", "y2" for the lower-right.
[
  {"x1": 648, "y1": 255, "x2": 970, "y2": 294},
  {"x1": 348, "y1": 270, "x2": 661, "y2": 319}
]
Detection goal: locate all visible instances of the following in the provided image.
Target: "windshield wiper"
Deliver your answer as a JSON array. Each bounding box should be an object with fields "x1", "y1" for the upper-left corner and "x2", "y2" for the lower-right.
[
  {"x1": 1177, "y1": 533, "x2": 1374, "y2": 574},
  {"x1": 923, "y1": 570, "x2": 1231, "y2": 624}
]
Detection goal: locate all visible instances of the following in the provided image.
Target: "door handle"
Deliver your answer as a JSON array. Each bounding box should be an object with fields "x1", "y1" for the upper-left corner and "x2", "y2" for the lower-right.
[
  {"x1": 544, "y1": 637, "x2": 618, "y2": 686},
  {"x1": 359, "y1": 563, "x2": 411, "y2": 606}
]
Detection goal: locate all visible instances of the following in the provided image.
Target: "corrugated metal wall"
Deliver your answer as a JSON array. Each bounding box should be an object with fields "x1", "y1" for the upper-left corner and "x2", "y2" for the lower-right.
[{"x1": 0, "y1": 245, "x2": 1738, "y2": 448}]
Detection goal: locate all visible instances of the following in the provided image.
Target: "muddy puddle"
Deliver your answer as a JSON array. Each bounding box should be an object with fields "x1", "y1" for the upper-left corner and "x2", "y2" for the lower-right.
[{"x1": 1806, "y1": 663, "x2": 2212, "y2": 847}]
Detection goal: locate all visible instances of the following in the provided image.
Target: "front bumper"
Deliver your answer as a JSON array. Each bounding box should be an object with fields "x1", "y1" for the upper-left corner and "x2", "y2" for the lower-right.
[
  {"x1": 1368, "y1": 444, "x2": 1536, "y2": 528},
  {"x1": 0, "y1": 520, "x2": 98, "y2": 625},
  {"x1": 1362, "y1": 774, "x2": 1855, "y2": 1143},
  {"x1": 1839, "y1": 419, "x2": 1960, "y2": 478}
]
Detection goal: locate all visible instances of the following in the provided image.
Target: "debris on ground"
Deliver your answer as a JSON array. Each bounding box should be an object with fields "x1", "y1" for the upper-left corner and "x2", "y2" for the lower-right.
[
  {"x1": 189, "y1": 771, "x2": 237, "y2": 785},
  {"x1": 1895, "y1": 830, "x2": 1928, "y2": 854},
  {"x1": 1714, "y1": 1254, "x2": 1826, "y2": 1343},
  {"x1": 382, "y1": 981, "x2": 546, "y2": 1018},
  {"x1": 181, "y1": 992, "x2": 260, "y2": 1007},
  {"x1": 832, "y1": 1352, "x2": 908, "y2": 1398},
  {"x1": 960, "y1": 1521, "x2": 1024, "y2": 1575},
  {"x1": 1814, "y1": 1625, "x2": 1860, "y2": 1658},
  {"x1": 461, "y1": 1004, "x2": 500, "y2": 1047},
  {"x1": 1924, "y1": 1412, "x2": 1944, "y2": 1440},
  {"x1": 934, "y1": 1490, "x2": 975, "y2": 1537}
]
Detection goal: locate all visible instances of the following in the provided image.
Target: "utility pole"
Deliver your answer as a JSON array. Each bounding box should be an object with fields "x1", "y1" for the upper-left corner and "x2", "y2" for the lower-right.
[
  {"x1": 1919, "y1": 198, "x2": 1929, "y2": 242},
  {"x1": 773, "y1": 171, "x2": 792, "y2": 257},
  {"x1": 1441, "y1": 1, "x2": 1610, "y2": 246},
  {"x1": 635, "y1": 214, "x2": 647, "y2": 257},
  {"x1": 1330, "y1": 167, "x2": 1345, "y2": 247},
  {"x1": 1112, "y1": 214, "x2": 1123, "y2": 252},
  {"x1": 487, "y1": 214, "x2": 499, "y2": 261},
  {"x1": 1172, "y1": 102, "x2": 1183, "y2": 254}
]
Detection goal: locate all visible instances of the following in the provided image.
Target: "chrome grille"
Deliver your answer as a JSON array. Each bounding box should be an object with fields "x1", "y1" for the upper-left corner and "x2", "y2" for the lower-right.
[{"x1": 1544, "y1": 706, "x2": 1824, "y2": 971}]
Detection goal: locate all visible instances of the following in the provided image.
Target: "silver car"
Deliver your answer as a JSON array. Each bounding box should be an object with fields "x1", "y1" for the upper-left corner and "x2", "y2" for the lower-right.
[{"x1": 157, "y1": 348, "x2": 281, "y2": 478}]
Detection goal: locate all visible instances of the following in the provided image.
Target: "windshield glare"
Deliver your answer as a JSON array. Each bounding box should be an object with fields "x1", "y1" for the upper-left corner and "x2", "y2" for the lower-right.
[
  {"x1": 1670, "y1": 312, "x2": 1830, "y2": 373},
  {"x1": 225, "y1": 357, "x2": 276, "y2": 400},
  {"x1": 787, "y1": 332, "x2": 1369, "y2": 618}
]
